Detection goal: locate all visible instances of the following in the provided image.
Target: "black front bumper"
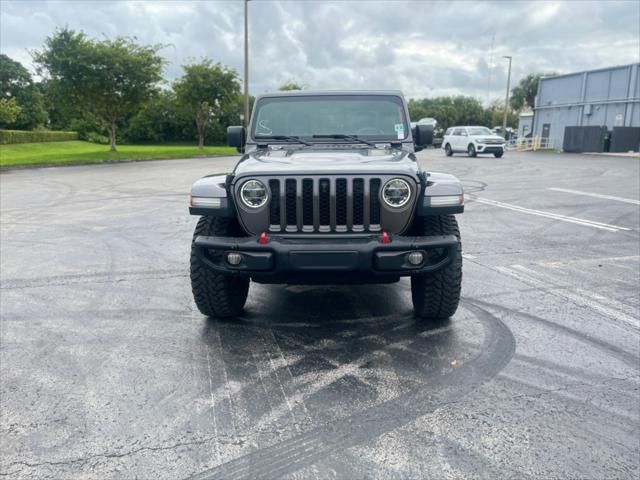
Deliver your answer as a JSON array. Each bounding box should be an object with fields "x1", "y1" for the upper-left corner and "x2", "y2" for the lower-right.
[{"x1": 194, "y1": 233, "x2": 458, "y2": 282}]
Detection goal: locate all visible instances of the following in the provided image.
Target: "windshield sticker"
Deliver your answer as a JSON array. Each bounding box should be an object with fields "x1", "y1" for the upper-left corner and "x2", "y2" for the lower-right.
[
  {"x1": 257, "y1": 120, "x2": 273, "y2": 135},
  {"x1": 394, "y1": 123, "x2": 405, "y2": 139}
]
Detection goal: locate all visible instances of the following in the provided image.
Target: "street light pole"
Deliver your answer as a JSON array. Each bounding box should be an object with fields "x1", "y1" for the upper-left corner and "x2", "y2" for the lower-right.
[
  {"x1": 243, "y1": 0, "x2": 249, "y2": 129},
  {"x1": 502, "y1": 55, "x2": 512, "y2": 138}
]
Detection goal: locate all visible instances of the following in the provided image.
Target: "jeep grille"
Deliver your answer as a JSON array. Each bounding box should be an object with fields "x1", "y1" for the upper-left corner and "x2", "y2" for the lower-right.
[
  {"x1": 234, "y1": 175, "x2": 416, "y2": 235},
  {"x1": 267, "y1": 177, "x2": 382, "y2": 233}
]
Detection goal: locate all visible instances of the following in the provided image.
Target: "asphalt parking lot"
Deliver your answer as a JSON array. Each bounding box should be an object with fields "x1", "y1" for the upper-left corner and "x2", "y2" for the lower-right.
[{"x1": 1, "y1": 148, "x2": 639, "y2": 479}]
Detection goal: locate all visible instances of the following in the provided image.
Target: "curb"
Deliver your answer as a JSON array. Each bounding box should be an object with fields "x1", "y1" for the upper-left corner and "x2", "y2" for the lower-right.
[{"x1": 0, "y1": 154, "x2": 239, "y2": 172}]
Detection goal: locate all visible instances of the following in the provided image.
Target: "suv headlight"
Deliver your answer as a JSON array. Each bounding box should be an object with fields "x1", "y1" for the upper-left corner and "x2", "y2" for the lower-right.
[
  {"x1": 240, "y1": 179, "x2": 268, "y2": 208},
  {"x1": 382, "y1": 178, "x2": 411, "y2": 208}
]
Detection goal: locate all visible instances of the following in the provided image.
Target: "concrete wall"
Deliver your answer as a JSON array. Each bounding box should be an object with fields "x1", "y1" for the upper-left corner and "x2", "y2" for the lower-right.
[
  {"x1": 517, "y1": 114, "x2": 533, "y2": 137},
  {"x1": 532, "y1": 63, "x2": 640, "y2": 150}
]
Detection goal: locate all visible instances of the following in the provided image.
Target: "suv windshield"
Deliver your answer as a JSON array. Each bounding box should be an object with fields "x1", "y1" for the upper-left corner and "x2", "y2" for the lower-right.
[
  {"x1": 467, "y1": 127, "x2": 493, "y2": 136},
  {"x1": 252, "y1": 95, "x2": 408, "y2": 142}
]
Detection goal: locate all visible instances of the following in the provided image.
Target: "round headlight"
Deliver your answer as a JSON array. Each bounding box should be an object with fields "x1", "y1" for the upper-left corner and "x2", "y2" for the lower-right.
[
  {"x1": 382, "y1": 178, "x2": 411, "y2": 208},
  {"x1": 240, "y1": 179, "x2": 268, "y2": 208}
]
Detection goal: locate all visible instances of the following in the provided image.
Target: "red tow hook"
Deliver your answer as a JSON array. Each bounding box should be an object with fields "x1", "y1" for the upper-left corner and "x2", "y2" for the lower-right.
[
  {"x1": 380, "y1": 230, "x2": 390, "y2": 244},
  {"x1": 259, "y1": 231, "x2": 268, "y2": 245}
]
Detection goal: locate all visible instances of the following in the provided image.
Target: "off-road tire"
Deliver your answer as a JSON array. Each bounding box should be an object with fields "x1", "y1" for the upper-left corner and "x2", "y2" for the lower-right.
[
  {"x1": 467, "y1": 144, "x2": 477, "y2": 157},
  {"x1": 410, "y1": 215, "x2": 462, "y2": 320},
  {"x1": 190, "y1": 216, "x2": 249, "y2": 318},
  {"x1": 444, "y1": 144, "x2": 453, "y2": 156},
  {"x1": 494, "y1": 152, "x2": 504, "y2": 158}
]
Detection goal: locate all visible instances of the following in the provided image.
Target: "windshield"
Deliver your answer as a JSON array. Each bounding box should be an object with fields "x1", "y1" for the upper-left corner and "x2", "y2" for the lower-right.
[
  {"x1": 467, "y1": 127, "x2": 493, "y2": 136},
  {"x1": 251, "y1": 95, "x2": 408, "y2": 142}
]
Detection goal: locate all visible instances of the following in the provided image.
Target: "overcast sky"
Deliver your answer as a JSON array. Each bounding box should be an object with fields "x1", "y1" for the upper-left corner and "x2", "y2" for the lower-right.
[{"x1": 1, "y1": 0, "x2": 639, "y2": 103}]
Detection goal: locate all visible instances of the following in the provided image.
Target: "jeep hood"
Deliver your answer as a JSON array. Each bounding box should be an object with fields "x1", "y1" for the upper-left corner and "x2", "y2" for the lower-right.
[{"x1": 233, "y1": 148, "x2": 418, "y2": 177}]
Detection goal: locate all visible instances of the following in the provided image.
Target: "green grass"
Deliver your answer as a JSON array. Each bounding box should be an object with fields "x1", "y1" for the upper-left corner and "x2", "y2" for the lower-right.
[{"x1": 0, "y1": 141, "x2": 237, "y2": 168}]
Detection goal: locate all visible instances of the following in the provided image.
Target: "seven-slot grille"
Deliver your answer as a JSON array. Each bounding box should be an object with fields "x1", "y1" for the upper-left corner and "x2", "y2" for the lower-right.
[{"x1": 267, "y1": 177, "x2": 382, "y2": 233}]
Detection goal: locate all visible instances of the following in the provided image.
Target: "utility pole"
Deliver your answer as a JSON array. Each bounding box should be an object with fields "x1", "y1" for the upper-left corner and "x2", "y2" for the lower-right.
[
  {"x1": 243, "y1": 0, "x2": 250, "y2": 129},
  {"x1": 502, "y1": 55, "x2": 512, "y2": 138}
]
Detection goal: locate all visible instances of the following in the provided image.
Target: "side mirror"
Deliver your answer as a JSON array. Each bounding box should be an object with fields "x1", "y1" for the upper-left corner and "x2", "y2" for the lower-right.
[
  {"x1": 227, "y1": 126, "x2": 245, "y2": 153},
  {"x1": 413, "y1": 124, "x2": 433, "y2": 152}
]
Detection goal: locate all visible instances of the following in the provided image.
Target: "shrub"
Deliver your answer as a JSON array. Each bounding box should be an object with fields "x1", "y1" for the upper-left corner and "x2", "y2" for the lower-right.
[
  {"x1": 0, "y1": 129, "x2": 78, "y2": 145},
  {"x1": 69, "y1": 117, "x2": 103, "y2": 140},
  {"x1": 84, "y1": 131, "x2": 109, "y2": 144}
]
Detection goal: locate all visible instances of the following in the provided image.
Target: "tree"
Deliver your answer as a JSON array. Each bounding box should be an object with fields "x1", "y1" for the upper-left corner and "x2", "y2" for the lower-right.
[
  {"x1": 124, "y1": 89, "x2": 192, "y2": 143},
  {"x1": 278, "y1": 80, "x2": 306, "y2": 91},
  {"x1": 0, "y1": 54, "x2": 47, "y2": 129},
  {"x1": 40, "y1": 78, "x2": 76, "y2": 131},
  {"x1": 408, "y1": 96, "x2": 489, "y2": 131},
  {"x1": 174, "y1": 60, "x2": 241, "y2": 149},
  {"x1": 0, "y1": 98, "x2": 22, "y2": 125},
  {"x1": 451, "y1": 96, "x2": 487, "y2": 126},
  {"x1": 33, "y1": 28, "x2": 165, "y2": 151},
  {"x1": 486, "y1": 99, "x2": 518, "y2": 129},
  {"x1": 15, "y1": 88, "x2": 47, "y2": 130},
  {"x1": 407, "y1": 98, "x2": 427, "y2": 122},
  {"x1": 0, "y1": 54, "x2": 31, "y2": 97},
  {"x1": 510, "y1": 73, "x2": 554, "y2": 111}
]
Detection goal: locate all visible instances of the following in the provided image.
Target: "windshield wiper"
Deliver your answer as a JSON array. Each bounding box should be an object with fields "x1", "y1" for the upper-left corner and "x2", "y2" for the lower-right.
[
  {"x1": 255, "y1": 135, "x2": 312, "y2": 146},
  {"x1": 312, "y1": 134, "x2": 377, "y2": 147}
]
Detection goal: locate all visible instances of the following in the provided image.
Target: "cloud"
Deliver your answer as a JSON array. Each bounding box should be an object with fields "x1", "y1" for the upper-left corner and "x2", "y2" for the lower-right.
[
  {"x1": 1, "y1": 0, "x2": 638, "y2": 103},
  {"x1": 529, "y1": 2, "x2": 561, "y2": 26}
]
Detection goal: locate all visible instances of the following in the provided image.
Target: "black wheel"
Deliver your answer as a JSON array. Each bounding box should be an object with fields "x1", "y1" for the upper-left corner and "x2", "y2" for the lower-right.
[
  {"x1": 444, "y1": 144, "x2": 453, "y2": 156},
  {"x1": 410, "y1": 215, "x2": 462, "y2": 320},
  {"x1": 190, "y1": 216, "x2": 249, "y2": 318},
  {"x1": 494, "y1": 151, "x2": 504, "y2": 158},
  {"x1": 467, "y1": 144, "x2": 477, "y2": 157}
]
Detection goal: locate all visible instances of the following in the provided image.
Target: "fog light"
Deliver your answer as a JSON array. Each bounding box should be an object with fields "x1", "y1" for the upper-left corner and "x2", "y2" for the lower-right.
[
  {"x1": 226, "y1": 252, "x2": 243, "y2": 266},
  {"x1": 407, "y1": 251, "x2": 424, "y2": 266}
]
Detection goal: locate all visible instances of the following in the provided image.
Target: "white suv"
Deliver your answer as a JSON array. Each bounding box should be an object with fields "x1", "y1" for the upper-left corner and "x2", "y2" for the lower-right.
[{"x1": 442, "y1": 126, "x2": 505, "y2": 158}]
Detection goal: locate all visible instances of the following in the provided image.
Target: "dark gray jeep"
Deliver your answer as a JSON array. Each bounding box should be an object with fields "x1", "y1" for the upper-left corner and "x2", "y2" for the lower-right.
[{"x1": 189, "y1": 91, "x2": 464, "y2": 319}]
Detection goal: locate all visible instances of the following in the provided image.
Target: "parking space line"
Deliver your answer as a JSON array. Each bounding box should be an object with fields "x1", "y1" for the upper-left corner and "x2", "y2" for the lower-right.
[
  {"x1": 541, "y1": 256, "x2": 640, "y2": 275},
  {"x1": 511, "y1": 264, "x2": 639, "y2": 319},
  {"x1": 496, "y1": 265, "x2": 639, "y2": 330},
  {"x1": 555, "y1": 260, "x2": 640, "y2": 278},
  {"x1": 205, "y1": 350, "x2": 223, "y2": 464},
  {"x1": 540, "y1": 255, "x2": 640, "y2": 268},
  {"x1": 471, "y1": 196, "x2": 632, "y2": 232},
  {"x1": 548, "y1": 188, "x2": 640, "y2": 205}
]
